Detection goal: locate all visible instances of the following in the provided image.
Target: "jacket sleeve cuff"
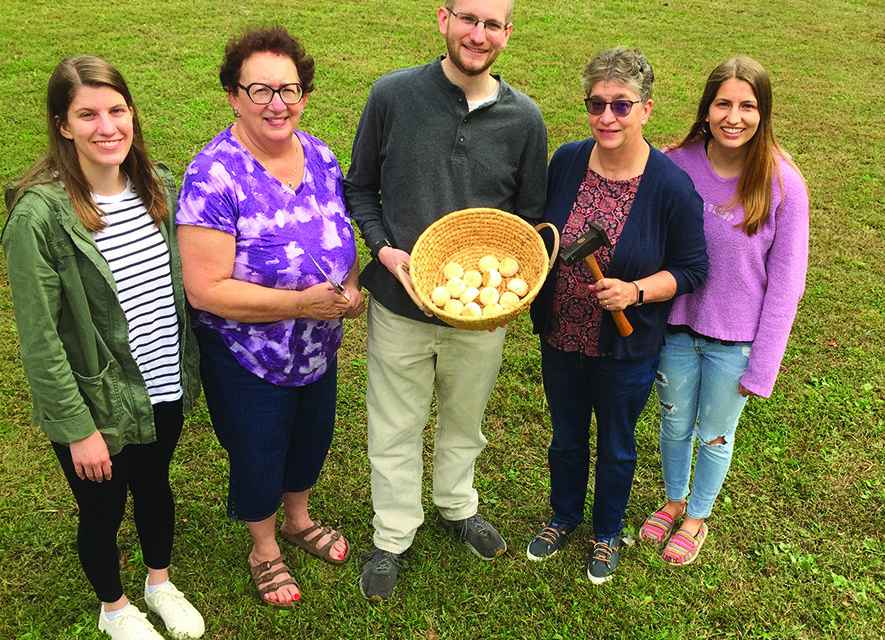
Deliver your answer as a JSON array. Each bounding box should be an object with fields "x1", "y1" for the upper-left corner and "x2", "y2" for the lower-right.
[{"x1": 39, "y1": 407, "x2": 98, "y2": 445}]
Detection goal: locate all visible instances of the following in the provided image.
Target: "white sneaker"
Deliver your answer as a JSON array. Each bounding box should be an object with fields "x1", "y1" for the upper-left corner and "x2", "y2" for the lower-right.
[
  {"x1": 143, "y1": 579, "x2": 205, "y2": 639},
  {"x1": 98, "y1": 604, "x2": 164, "y2": 640}
]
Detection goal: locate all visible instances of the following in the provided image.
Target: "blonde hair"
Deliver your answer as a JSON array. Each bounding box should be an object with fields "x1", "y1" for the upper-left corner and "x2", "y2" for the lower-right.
[{"x1": 445, "y1": 0, "x2": 515, "y2": 23}]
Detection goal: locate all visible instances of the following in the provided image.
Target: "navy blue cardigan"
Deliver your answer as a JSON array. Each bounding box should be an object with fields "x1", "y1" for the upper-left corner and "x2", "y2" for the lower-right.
[{"x1": 531, "y1": 138, "x2": 708, "y2": 360}]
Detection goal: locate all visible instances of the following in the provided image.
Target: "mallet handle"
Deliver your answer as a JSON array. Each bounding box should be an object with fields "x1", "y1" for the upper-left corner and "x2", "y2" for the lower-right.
[{"x1": 583, "y1": 255, "x2": 634, "y2": 337}]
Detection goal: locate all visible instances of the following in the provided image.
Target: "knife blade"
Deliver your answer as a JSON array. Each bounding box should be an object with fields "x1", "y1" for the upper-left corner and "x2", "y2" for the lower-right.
[{"x1": 308, "y1": 253, "x2": 349, "y2": 301}]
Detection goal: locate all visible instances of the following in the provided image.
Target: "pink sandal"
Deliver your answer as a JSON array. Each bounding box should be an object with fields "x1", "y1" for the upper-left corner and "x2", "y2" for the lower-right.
[
  {"x1": 639, "y1": 503, "x2": 684, "y2": 544},
  {"x1": 662, "y1": 522, "x2": 708, "y2": 566}
]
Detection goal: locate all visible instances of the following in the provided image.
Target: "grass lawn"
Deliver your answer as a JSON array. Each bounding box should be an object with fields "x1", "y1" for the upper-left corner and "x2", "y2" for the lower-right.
[{"x1": 1, "y1": 0, "x2": 883, "y2": 638}]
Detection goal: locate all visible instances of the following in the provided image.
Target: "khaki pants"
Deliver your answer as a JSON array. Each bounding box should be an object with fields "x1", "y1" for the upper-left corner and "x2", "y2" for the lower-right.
[{"x1": 366, "y1": 300, "x2": 506, "y2": 553}]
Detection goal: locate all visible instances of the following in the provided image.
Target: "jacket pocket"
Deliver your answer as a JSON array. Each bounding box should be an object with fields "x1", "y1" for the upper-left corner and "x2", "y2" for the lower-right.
[{"x1": 72, "y1": 360, "x2": 124, "y2": 429}]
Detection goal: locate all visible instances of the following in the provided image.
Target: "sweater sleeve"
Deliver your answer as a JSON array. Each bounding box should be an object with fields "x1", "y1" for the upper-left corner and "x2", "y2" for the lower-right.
[
  {"x1": 343, "y1": 86, "x2": 390, "y2": 258},
  {"x1": 740, "y1": 163, "x2": 809, "y2": 397},
  {"x1": 1, "y1": 200, "x2": 98, "y2": 443},
  {"x1": 511, "y1": 105, "x2": 548, "y2": 224},
  {"x1": 664, "y1": 175, "x2": 708, "y2": 297}
]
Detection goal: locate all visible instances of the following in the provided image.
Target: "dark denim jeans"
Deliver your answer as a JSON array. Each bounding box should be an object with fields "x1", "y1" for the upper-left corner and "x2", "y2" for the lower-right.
[
  {"x1": 196, "y1": 327, "x2": 337, "y2": 522},
  {"x1": 541, "y1": 340, "x2": 659, "y2": 539}
]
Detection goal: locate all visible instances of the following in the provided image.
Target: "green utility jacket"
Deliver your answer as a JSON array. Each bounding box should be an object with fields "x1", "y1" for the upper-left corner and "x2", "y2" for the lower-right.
[{"x1": 2, "y1": 166, "x2": 200, "y2": 455}]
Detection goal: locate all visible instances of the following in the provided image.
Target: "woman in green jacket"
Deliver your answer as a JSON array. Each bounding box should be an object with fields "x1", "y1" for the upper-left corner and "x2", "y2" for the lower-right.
[{"x1": 2, "y1": 56, "x2": 203, "y2": 640}]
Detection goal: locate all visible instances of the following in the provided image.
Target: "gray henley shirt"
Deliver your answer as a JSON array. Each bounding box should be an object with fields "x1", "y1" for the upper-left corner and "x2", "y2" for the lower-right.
[{"x1": 344, "y1": 56, "x2": 548, "y2": 323}]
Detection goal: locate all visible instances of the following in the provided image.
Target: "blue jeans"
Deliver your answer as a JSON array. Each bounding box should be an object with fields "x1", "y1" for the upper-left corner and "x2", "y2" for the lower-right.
[
  {"x1": 655, "y1": 330, "x2": 751, "y2": 519},
  {"x1": 196, "y1": 327, "x2": 337, "y2": 522},
  {"x1": 541, "y1": 340, "x2": 659, "y2": 539}
]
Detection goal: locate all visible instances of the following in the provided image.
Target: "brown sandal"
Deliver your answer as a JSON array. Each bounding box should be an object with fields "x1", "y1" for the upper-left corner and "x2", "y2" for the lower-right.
[
  {"x1": 248, "y1": 554, "x2": 300, "y2": 608},
  {"x1": 280, "y1": 521, "x2": 350, "y2": 565}
]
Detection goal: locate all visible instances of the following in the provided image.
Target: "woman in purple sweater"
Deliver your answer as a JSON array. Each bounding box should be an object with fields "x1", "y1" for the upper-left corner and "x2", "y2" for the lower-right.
[{"x1": 640, "y1": 56, "x2": 809, "y2": 564}]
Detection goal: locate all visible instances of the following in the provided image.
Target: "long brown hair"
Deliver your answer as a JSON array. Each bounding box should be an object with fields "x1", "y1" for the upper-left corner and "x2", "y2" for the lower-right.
[
  {"x1": 11, "y1": 55, "x2": 167, "y2": 231},
  {"x1": 671, "y1": 56, "x2": 798, "y2": 236}
]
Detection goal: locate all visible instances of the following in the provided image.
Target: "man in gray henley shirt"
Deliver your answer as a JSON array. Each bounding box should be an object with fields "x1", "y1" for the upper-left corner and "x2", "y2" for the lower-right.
[{"x1": 344, "y1": 0, "x2": 547, "y2": 601}]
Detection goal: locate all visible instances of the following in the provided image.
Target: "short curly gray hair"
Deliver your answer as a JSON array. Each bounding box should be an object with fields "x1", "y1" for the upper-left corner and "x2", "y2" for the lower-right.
[{"x1": 581, "y1": 48, "x2": 655, "y2": 103}]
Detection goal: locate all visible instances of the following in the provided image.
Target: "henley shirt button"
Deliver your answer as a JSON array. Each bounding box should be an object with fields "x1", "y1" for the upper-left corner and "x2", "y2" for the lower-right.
[
  {"x1": 459, "y1": 137, "x2": 465, "y2": 143},
  {"x1": 463, "y1": 118, "x2": 468, "y2": 123}
]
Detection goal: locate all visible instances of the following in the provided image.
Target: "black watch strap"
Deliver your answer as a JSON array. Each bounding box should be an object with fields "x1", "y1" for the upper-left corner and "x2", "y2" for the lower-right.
[
  {"x1": 371, "y1": 237, "x2": 392, "y2": 259},
  {"x1": 633, "y1": 281, "x2": 644, "y2": 306}
]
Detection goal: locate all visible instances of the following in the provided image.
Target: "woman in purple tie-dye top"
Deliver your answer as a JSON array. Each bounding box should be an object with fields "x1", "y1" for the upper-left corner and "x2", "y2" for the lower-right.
[{"x1": 177, "y1": 27, "x2": 365, "y2": 607}]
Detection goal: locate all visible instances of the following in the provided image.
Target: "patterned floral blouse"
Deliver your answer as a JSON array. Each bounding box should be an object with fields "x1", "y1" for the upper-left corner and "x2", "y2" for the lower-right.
[{"x1": 545, "y1": 167, "x2": 641, "y2": 357}]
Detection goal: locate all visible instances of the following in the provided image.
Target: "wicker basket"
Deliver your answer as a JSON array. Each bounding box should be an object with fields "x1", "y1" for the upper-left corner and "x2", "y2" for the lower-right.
[{"x1": 405, "y1": 207, "x2": 556, "y2": 331}]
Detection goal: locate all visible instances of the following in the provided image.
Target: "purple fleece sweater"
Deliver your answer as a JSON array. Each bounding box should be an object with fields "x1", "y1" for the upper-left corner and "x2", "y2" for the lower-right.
[{"x1": 666, "y1": 141, "x2": 809, "y2": 397}]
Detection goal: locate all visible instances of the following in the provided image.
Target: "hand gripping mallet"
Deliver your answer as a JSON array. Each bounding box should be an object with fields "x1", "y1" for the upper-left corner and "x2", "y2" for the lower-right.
[{"x1": 558, "y1": 221, "x2": 634, "y2": 337}]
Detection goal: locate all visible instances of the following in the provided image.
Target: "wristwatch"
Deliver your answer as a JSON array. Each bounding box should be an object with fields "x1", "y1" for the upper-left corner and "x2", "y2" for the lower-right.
[
  {"x1": 371, "y1": 237, "x2": 392, "y2": 259},
  {"x1": 632, "y1": 281, "x2": 644, "y2": 306}
]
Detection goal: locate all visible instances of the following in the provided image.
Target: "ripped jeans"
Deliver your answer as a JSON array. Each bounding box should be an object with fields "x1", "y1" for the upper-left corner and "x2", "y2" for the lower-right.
[{"x1": 655, "y1": 330, "x2": 751, "y2": 520}]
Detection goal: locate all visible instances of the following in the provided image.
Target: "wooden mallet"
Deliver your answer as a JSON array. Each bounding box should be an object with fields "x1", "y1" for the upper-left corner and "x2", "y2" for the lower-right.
[{"x1": 559, "y1": 221, "x2": 634, "y2": 337}]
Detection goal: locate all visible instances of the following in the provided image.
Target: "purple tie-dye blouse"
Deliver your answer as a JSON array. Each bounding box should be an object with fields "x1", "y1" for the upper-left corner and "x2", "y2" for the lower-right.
[{"x1": 176, "y1": 127, "x2": 356, "y2": 387}]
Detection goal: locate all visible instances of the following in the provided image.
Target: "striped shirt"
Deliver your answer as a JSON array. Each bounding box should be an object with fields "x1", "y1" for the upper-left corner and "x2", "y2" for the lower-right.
[{"x1": 93, "y1": 182, "x2": 182, "y2": 404}]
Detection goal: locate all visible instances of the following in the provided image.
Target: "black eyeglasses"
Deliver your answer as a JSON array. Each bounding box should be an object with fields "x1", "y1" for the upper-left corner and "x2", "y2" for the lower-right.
[
  {"x1": 584, "y1": 98, "x2": 641, "y2": 117},
  {"x1": 446, "y1": 8, "x2": 508, "y2": 34},
  {"x1": 237, "y1": 82, "x2": 304, "y2": 105}
]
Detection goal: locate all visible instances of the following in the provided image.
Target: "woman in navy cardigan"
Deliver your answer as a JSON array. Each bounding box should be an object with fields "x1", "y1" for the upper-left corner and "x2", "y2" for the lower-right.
[{"x1": 527, "y1": 48, "x2": 708, "y2": 584}]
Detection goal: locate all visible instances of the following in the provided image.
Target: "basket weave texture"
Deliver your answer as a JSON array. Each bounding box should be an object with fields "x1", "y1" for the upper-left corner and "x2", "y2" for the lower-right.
[{"x1": 409, "y1": 207, "x2": 550, "y2": 330}]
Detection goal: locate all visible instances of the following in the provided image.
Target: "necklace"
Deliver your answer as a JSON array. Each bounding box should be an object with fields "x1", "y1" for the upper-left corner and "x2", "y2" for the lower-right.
[
  {"x1": 285, "y1": 140, "x2": 302, "y2": 189},
  {"x1": 705, "y1": 140, "x2": 745, "y2": 178}
]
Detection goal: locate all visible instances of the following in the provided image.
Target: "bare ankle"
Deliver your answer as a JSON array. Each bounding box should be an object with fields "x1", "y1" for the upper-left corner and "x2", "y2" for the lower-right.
[
  {"x1": 681, "y1": 516, "x2": 705, "y2": 535},
  {"x1": 249, "y1": 546, "x2": 280, "y2": 565},
  {"x1": 664, "y1": 499, "x2": 686, "y2": 517}
]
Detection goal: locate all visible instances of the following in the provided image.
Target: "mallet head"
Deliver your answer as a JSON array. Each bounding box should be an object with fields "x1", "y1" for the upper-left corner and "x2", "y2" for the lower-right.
[{"x1": 559, "y1": 220, "x2": 611, "y2": 267}]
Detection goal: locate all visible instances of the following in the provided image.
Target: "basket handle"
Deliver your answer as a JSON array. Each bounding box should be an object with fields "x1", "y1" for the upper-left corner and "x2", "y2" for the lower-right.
[
  {"x1": 395, "y1": 264, "x2": 433, "y2": 317},
  {"x1": 535, "y1": 222, "x2": 560, "y2": 273}
]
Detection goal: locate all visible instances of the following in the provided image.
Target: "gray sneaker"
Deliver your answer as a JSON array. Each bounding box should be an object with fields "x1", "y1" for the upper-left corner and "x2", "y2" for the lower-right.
[
  {"x1": 587, "y1": 537, "x2": 620, "y2": 584},
  {"x1": 440, "y1": 513, "x2": 507, "y2": 561},
  {"x1": 526, "y1": 521, "x2": 575, "y2": 561},
  {"x1": 360, "y1": 546, "x2": 406, "y2": 602}
]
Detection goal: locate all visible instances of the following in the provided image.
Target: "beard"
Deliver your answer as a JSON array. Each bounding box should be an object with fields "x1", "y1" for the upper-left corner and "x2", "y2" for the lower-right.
[{"x1": 444, "y1": 31, "x2": 500, "y2": 77}]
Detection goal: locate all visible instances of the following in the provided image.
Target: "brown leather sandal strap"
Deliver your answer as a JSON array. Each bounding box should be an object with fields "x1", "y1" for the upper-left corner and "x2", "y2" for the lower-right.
[
  {"x1": 315, "y1": 526, "x2": 343, "y2": 554},
  {"x1": 257, "y1": 576, "x2": 298, "y2": 598},
  {"x1": 250, "y1": 554, "x2": 286, "y2": 579},
  {"x1": 255, "y1": 564, "x2": 291, "y2": 584},
  {"x1": 291, "y1": 522, "x2": 323, "y2": 541}
]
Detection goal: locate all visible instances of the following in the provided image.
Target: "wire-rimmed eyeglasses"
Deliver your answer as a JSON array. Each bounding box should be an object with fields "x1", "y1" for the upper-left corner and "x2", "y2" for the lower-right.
[
  {"x1": 446, "y1": 8, "x2": 508, "y2": 34},
  {"x1": 584, "y1": 98, "x2": 641, "y2": 117}
]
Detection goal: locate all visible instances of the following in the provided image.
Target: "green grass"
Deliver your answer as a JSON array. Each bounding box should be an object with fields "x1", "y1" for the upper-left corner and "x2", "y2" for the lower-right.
[{"x1": 1, "y1": 0, "x2": 884, "y2": 638}]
